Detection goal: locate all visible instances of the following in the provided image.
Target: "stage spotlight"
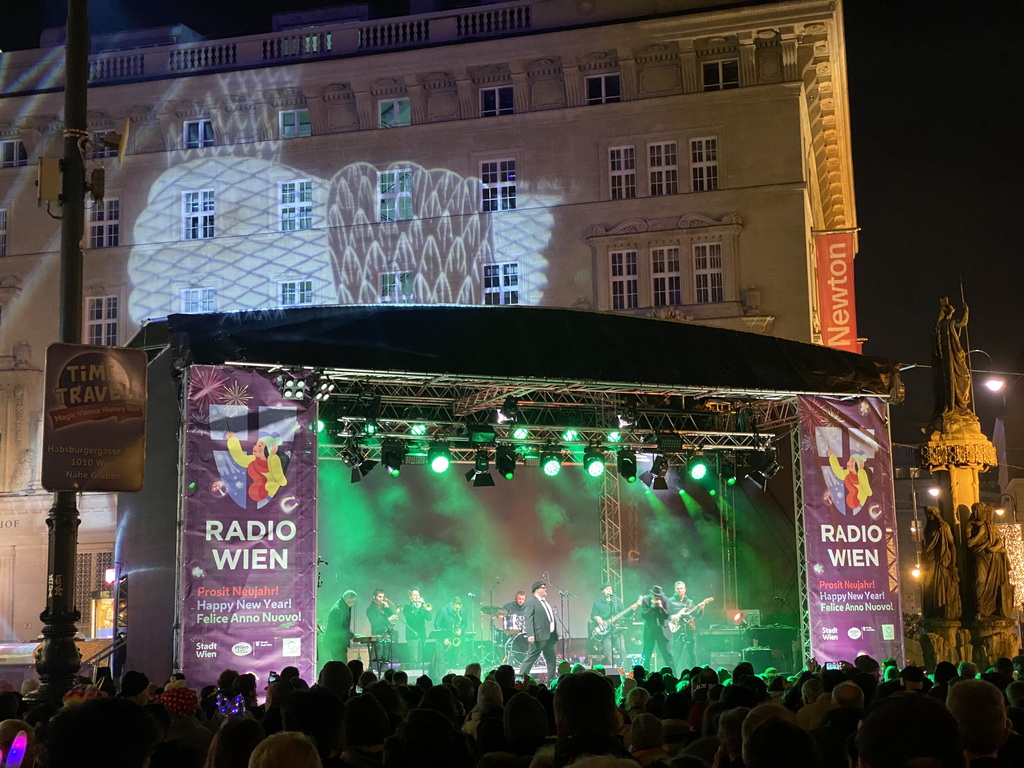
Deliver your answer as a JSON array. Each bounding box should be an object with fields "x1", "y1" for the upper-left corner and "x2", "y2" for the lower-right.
[
  {"x1": 410, "y1": 423, "x2": 428, "y2": 436},
  {"x1": 469, "y1": 423, "x2": 497, "y2": 446},
  {"x1": 360, "y1": 390, "x2": 381, "y2": 435},
  {"x1": 688, "y1": 457, "x2": 709, "y2": 481},
  {"x1": 616, "y1": 405, "x2": 637, "y2": 429},
  {"x1": 607, "y1": 431, "x2": 622, "y2": 443},
  {"x1": 584, "y1": 446, "x2": 606, "y2": 477},
  {"x1": 496, "y1": 396, "x2": 519, "y2": 424},
  {"x1": 642, "y1": 455, "x2": 669, "y2": 491},
  {"x1": 512, "y1": 427, "x2": 529, "y2": 440},
  {"x1": 382, "y1": 439, "x2": 406, "y2": 477},
  {"x1": 465, "y1": 449, "x2": 495, "y2": 487},
  {"x1": 313, "y1": 378, "x2": 335, "y2": 402},
  {"x1": 277, "y1": 376, "x2": 307, "y2": 400},
  {"x1": 540, "y1": 449, "x2": 562, "y2": 477},
  {"x1": 617, "y1": 450, "x2": 637, "y2": 483},
  {"x1": 720, "y1": 454, "x2": 737, "y2": 486},
  {"x1": 561, "y1": 429, "x2": 579, "y2": 442},
  {"x1": 745, "y1": 449, "x2": 781, "y2": 491},
  {"x1": 343, "y1": 443, "x2": 377, "y2": 484},
  {"x1": 495, "y1": 444, "x2": 517, "y2": 480},
  {"x1": 428, "y1": 442, "x2": 451, "y2": 474}
]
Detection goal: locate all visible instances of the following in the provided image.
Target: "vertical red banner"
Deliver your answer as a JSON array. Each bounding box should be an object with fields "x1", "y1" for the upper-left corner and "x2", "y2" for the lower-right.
[{"x1": 814, "y1": 232, "x2": 861, "y2": 353}]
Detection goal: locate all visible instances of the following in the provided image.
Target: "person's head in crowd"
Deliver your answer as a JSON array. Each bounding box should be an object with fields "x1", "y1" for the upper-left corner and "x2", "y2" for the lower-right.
[
  {"x1": 740, "y1": 702, "x2": 798, "y2": 746},
  {"x1": 283, "y1": 688, "x2": 344, "y2": 762},
  {"x1": 358, "y1": 670, "x2": 377, "y2": 690},
  {"x1": 415, "y1": 674, "x2": 432, "y2": 690},
  {"x1": 557, "y1": 660, "x2": 572, "y2": 677},
  {"x1": 700, "y1": 701, "x2": 727, "y2": 739},
  {"x1": 248, "y1": 731, "x2": 323, "y2": 768},
  {"x1": 662, "y1": 692, "x2": 689, "y2": 720},
  {"x1": 854, "y1": 655, "x2": 881, "y2": 679},
  {"x1": 465, "y1": 663, "x2": 482, "y2": 681},
  {"x1": 721, "y1": 681, "x2": 764, "y2": 709},
  {"x1": 393, "y1": 670, "x2": 408, "y2": 686},
  {"x1": 344, "y1": 693, "x2": 391, "y2": 748},
  {"x1": 232, "y1": 673, "x2": 259, "y2": 707},
  {"x1": 855, "y1": 693, "x2": 964, "y2": 768},
  {"x1": 626, "y1": 685, "x2": 651, "y2": 713},
  {"x1": 1012, "y1": 654, "x2": 1024, "y2": 679},
  {"x1": 504, "y1": 691, "x2": 549, "y2": 750},
  {"x1": 46, "y1": 697, "x2": 158, "y2": 768},
  {"x1": 898, "y1": 665, "x2": 925, "y2": 692},
  {"x1": 933, "y1": 661, "x2": 958, "y2": 686},
  {"x1": 629, "y1": 712, "x2": 665, "y2": 751},
  {"x1": 645, "y1": 672, "x2": 665, "y2": 696},
  {"x1": 993, "y1": 657, "x2": 1014, "y2": 678},
  {"x1": 153, "y1": 685, "x2": 200, "y2": 718},
  {"x1": 144, "y1": 701, "x2": 173, "y2": 741},
  {"x1": 476, "y1": 679, "x2": 504, "y2": 711},
  {"x1": 633, "y1": 665, "x2": 647, "y2": 682},
  {"x1": 494, "y1": 665, "x2": 515, "y2": 690},
  {"x1": 347, "y1": 659, "x2": 364, "y2": 684},
  {"x1": 946, "y1": 678, "x2": 1011, "y2": 761},
  {"x1": 882, "y1": 664, "x2": 899, "y2": 682},
  {"x1": 716, "y1": 706, "x2": 750, "y2": 765},
  {"x1": 716, "y1": 667, "x2": 732, "y2": 685},
  {"x1": 217, "y1": 669, "x2": 240, "y2": 692},
  {"x1": 801, "y1": 677, "x2": 823, "y2": 706},
  {"x1": 831, "y1": 680, "x2": 864, "y2": 709},
  {"x1": 317, "y1": 661, "x2": 352, "y2": 700},
  {"x1": 421, "y1": 683, "x2": 461, "y2": 725},
  {"x1": 1006, "y1": 679, "x2": 1024, "y2": 707},
  {"x1": 851, "y1": 671, "x2": 878, "y2": 704},
  {"x1": 733, "y1": 662, "x2": 755, "y2": 679},
  {"x1": 20, "y1": 678, "x2": 40, "y2": 697},
  {"x1": 202, "y1": 718, "x2": 265, "y2": 768},
  {"x1": 957, "y1": 660, "x2": 978, "y2": 680},
  {"x1": 554, "y1": 671, "x2": 618, "y2": 738},
  {"x1": 368, "y1": 678, "x2": 405, "y2": 721},
  {"x1": 278, "y1": 666, "x2": 299, "y2": 682},
  {"x1": 120, "y1": 670, "x2": 151, "y2": 705},
  {"x1": 744, "y1": 717, "x2": 822, "y2": 768},
  {"x1": 0, "y1": 718, "x2": 41, "y2": 768}
]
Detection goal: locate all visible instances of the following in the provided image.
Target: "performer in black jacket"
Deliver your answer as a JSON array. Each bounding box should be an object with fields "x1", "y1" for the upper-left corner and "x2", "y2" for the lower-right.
[
  {"x1": 403, "y1": 588, "x2": 432, "y2": 671},
  {"x1": 519, "y1": 580, "x2": 559, "y2": 680},
  {"x1": 591, "y1": 584, "x2": 637, "y2": 668},
  {"x1": 640, "y1": 585, "x2": 675, "y2": 673},
  {"x1": 323, "y1": 589, "x2": 358, "y2": 661}
]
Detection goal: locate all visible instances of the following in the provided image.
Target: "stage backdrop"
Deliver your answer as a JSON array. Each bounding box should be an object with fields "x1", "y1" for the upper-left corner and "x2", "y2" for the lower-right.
[
  {"x1": 180, "y1": 365, "x2": 318, "y2": 684},
  {"x1": 798, "y1": 395, "x2": 904, "y2": 663}
]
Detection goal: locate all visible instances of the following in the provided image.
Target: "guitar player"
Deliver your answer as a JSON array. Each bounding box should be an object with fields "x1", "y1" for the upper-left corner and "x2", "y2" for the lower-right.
[
  {"x1": 590, "y1": 584, "x2": 639, "y2": 667},
  {"x1": 670, "y1": 580, "x2": 706, "y2": 670}
]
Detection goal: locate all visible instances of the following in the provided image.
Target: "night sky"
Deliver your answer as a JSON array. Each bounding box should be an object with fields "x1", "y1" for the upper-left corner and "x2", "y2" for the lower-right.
[{"x1": 3, "y1": 1, "x2": 1022, "y2": 443}]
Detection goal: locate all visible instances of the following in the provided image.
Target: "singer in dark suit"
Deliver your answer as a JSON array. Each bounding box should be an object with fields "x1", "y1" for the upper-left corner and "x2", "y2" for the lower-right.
[
  {"x1": 641, "y1": 585, "x2": 675, "y2": 673},
  {"x1": 519, "y1": 580, "x2": 558, "y2": 680}
]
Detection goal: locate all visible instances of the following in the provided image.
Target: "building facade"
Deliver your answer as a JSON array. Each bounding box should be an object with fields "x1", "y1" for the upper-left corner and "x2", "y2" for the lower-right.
[{"x1": 0, "y1": 0, "x2": 856, "y2": 643}]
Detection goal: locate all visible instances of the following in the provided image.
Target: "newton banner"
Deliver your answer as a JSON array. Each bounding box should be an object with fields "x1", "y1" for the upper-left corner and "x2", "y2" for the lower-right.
[
  {"x1": 798, "y1": 395, "x2": 903, "y2": 663},
  {"x1": 180, "y1": 365, "x2": 317, "y2": 684}
]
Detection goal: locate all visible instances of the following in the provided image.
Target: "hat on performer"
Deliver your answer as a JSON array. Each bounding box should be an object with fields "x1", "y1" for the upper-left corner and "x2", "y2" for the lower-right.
[
  {"x1": 650, "y1": 585, "x2": 666, "y2": 597},
  {"x1": 531, "y1": 580, "x2": 546, "y2": 593}
]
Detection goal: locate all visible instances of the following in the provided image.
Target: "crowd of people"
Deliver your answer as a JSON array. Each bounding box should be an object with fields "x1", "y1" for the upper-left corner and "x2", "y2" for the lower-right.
[{"x1": 2, "y1": 653, "x2": 1024, "y2": 767}]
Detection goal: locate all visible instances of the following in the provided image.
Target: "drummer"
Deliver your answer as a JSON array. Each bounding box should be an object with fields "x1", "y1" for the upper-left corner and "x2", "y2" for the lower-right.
[{"x1": 500, "y1": 590, "x2": 528, "y2": 634}]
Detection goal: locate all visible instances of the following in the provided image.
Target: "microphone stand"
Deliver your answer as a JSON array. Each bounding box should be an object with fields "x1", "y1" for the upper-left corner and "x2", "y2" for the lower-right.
[
  {"x1": 547, "y1": 579, "x2": 577, "y2": 663},
  {"x1": 487, "y1": 577, "x2": 500, "y2": 667}
]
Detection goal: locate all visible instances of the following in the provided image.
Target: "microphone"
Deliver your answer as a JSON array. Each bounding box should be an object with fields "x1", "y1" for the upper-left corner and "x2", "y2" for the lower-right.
[
  {"x1": 467, "y1": 592, "x2": 477, "y2": 598},
  {"x1": 494, "y1": 576, "x2": 500, "y2": 585},
  {"x1": 559, "y1": 590, "x2": 568, "y2": 596}
]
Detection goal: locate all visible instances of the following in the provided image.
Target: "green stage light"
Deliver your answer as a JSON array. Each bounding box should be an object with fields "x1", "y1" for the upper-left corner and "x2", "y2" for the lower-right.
[
  {"x1": 512, "y1": 427, "x2": 529, "y2": 440},
  {"x1": 709, "y1": 488, "x2": 717, "y2": 496},
  {"x1": 617, "y1": 450, "x2": 638, "y2": 483},
  {"x1": 607, "y1": 431, "x2": 622, "y2": 443},
  {"x1": 316, "y1": 419, "x2": 325, "y2": 433},
  {"x1": 382, "y1": 440, "x2": 405, "y2": 477},
  {"x1": 584, "y1": 448, "x2": 606, "y2": 477},
  {"x1": 689, "y1": 459, "x2": 709, "y2": 481},
  {"x1": 496, "y1": 444, "x2": 517, "y2": 480},
  {"x1": 410, "y1": 423, "x2": 428, "y2": 436},
  {"x1": 561, "y1": 429, "x2": 578, "y2": 442},
  {"x1": 428, "y1": 443, "x2": 451, "y2": 474},
  {"x1": 727, "y1": 476, "x2": 737, "y2": 486},
  {"x1": 363, "y1": 420, "x2": 378, "y2": 436},
  {"x1": 541, "y1": 451, "x2": 562, "y2": 477}
]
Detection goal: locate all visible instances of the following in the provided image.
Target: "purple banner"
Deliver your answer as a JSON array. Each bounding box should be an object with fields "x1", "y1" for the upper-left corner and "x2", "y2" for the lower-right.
[
  {"x1": 798, "y1": 395, "x2": 904, "y2": 663},
  {"x1": 180, "y1": 365, "x2": 317, "y2": 686}
]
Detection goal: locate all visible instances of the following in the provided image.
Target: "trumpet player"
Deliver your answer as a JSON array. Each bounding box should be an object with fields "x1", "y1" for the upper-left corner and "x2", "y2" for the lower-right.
[
  {"x1": 433, "y1": 595, "x2": 466, "y2": 675},
  {"x1": 404, "y1": 588, "x2": 432, "y2": 672},
  {"x1": 366, "y1": 588, "x2": 398, "y2": 638}
]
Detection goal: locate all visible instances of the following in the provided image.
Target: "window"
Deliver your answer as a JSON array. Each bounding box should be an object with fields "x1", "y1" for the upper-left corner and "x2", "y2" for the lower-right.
[
  {"x1": 609, "y1": 146, "x2": 636, "y2": 200},
  {"x1": 89, "y1": 141, "x2": 117, "y2": 160},
  {"x1": 0, "y1": 140, "x2": 28, "y2": 168},
  {"x1": 585, "y1": 74, "x2": 621, "y2": 105},
  {"x1": 378, "y1": 170, "x2": 413, "y2": 222},
  {"x1": 480, "y1": 86, "x2": 514, "y2": 117},
  {"x1": 183, "y1": 190, "x2": 215, "y2": 239},
  {"x1": 88, "y1": 199, "x2": 120, "y2": 248},
  {"x1": 649, "y1": 142, "x2": 678, "y2": 196},
  {"x1": 480, "y1": 160, "x2": 516, "y2": 212},
  {"x1": 610, "y1": 250, "x2": 638, "y2": 310},
  {"x1": 690, "y1": 137, "x2": 719, "y2": 192},
  {"x1": 181, "y1": 287, "x2": 216, "y2": 314},
  {"x1": 380, "y1": 271, "x2": 415, "y2": 303},
  {"x1": 702, "y1": 59, "x2": 739, "y2": 91},
  {"x1": 279, "y1": 180, "x2": 313, "y2": 231},
  {"x1": 693, "y1": 243, "x2": 724, "y2": 303},
  {"x1": 483, "y1": 263, "x2": 519, "y2": 305},
  {"x1": 379, "y1": 98, "x2": 411, "y2": 128},
  {"x1": 279, "y1": 279, "x2": 314, "y2": 306},
  {"x1": 184, "y1": 119, "x2": 215, "y2": 149},
  {"x1": 279, "y1": 109, "x2": 311, "y2": 139},
  {"x1": 0, "y1": 208, "x2": 6, "y2": 257},
  {"x1": 651, "y1": 247, "x2": 681, "y2": 306},
  {"x1": 85, "y1": 296, "x2": 119, "y2": 346}
]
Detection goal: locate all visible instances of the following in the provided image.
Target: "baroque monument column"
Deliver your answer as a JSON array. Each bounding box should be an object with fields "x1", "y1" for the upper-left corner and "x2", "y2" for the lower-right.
[{"x1": 919, "y1": 297, "x2": 1010, "y2": 667}]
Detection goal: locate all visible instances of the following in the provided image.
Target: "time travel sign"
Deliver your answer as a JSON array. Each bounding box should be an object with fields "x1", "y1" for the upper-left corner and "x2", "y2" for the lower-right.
[{"x1": 41, "y1": 343, "x2": 148, "y2": 493}]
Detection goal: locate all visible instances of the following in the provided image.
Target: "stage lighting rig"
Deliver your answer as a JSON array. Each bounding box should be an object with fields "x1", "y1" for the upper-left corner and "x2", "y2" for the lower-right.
[
  {"x1": 540, "y1": 447, "x2": 562, "y2": 477},
  {"x1": 428, "y1": 442, "x2": 452, "y2": 474},
  {"x1": 583, "y1": 444, "x2": 606, "y2": 477},
  {"x1": 495, "y1": 444, "x2": 517, "y2": 480},
  {"x1": 381, "y1": 439, "x2": 406, "y2": 477},
  {"x1": 342, "y1": 442, "x2": 377, "y2": 484},
  {"x1": 496, "y1": 396, "x2": 519, "y2": 424},
  {"x1": 641, "y1": 455, "x2": 669, "y2": 490},
  {"x1": 617, "y1": 449, "x2": 637, "y2": 483},
  {"x1": 465, "y1": 449, "x2": 495, "y2": 487},
  {"x1": 276, "y1": 374, "x2": 308, "y2": 401}
]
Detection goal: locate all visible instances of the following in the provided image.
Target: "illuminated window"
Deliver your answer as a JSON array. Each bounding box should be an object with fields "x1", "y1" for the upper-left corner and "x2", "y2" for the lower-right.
[
  {"x1": 480, "y1": 160, "x2": 516, "y2": 212},
  {"x1": 649, "y1": 142, "x2": 678, "y2": 196},
  {"x1": 380, "y1": 271, "x2": 415, "y2": 303},
  {"x1": 181, "y1": 287, "x2": 216, "y2": 314},
  {"x1": 651, "y1": 247, "x2": 681, "y2": 306},
  {"x1": 279, "y1": 180, "x2": 313, "y2": 231},
  {"x1": 379, "y1": 98, "x2": 411, "y2": 128},
  {"x1": 85, "y1": 296, "x2": 119, "y2": 346},
  {"x1": 182, "y1": 190, "x2": 215, "y2": 239},
  {"x1": 279, "y1": 109, "x2": 311, "y2": 139},
  {"x1": 610, "y1": 250, "x2": 638, "y2": 310},
  {"x1": 0, "y1": 140, "x2": 28, "y2": 168},
  {"x1": 690, "y1": 137, "x2": 719, "y2": 192},
  {"x1": 702, "y1": 60, "x2": 739, "y2": 91},
  {"x1": 378, "y1": 170, "x2": 413, "y2": 222},
  {"x1": 480, "y1": 86, "x2": 514, "y2": 117},
  {"x1": 483, "y1": 263, "x2": 519, "y2": 305},
  {"x1": 184, "y1": 119, "x2": 215, "y2": 149},
  {"x1": 0, "y1": 208, "x2": 6, "y2": 257},
  {"x1": 609, "y1": 146, "x2": 636, "y2": 200},
  {"x1": 88, "y1": 199, "x2": 120, "y2": 249},
  {"x1": 585, "y1": 74, "x2": 621, "y2": 105},
  {"x1": 694, "y1": 242, "x2": 724, "y2": 303},
  {"x1": 279, "y1": 279, "x2": 314, "y2": 306}
]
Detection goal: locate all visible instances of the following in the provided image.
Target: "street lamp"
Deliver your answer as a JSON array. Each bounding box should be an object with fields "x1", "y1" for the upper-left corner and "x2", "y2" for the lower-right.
[{"x1": 996, "y1": 494, "x2": 1019, "y2": 523}]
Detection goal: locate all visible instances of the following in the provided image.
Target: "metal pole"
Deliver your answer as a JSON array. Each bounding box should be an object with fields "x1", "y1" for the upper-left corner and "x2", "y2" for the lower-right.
[{"x1": 30, "y1": 0, "x2": 88, "y2": 705}]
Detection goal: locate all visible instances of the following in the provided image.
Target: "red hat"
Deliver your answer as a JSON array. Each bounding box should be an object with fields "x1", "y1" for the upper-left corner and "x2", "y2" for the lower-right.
[{"x1": 154, "y1": 686, "x2": 199, "y2": 716}]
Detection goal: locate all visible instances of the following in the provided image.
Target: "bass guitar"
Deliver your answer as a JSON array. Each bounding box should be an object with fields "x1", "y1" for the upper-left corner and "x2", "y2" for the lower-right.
[
  {"x1": 592, "y1": 597, "x2": 642, "y2": 637},
  {"x1": 668, "y1": 597, "x2": 714, "y2": 633}
]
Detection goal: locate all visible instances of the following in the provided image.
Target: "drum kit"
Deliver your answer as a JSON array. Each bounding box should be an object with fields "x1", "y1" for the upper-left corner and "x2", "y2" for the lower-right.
[{"x1": 480, "y1": 605, "x2": 528, "y2": 668}]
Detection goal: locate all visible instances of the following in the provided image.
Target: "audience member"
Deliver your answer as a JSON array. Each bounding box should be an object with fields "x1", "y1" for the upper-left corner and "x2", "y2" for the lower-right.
[
  {"x1": 947, "y1": 677, "x2": 1024, "y2": 765},
  {"x1": 46, "y1": 697, "x2": 158, "y2": 768},
  {"x1": 744, "y1": 717, "x2": 822, "y2": 768},
  {"x1": 202, "y1": 718, "x2": 266, "y2": 768},
  {"x1": 248, "y1": 731, "x2": 323, "y2": 768},
  {"x1": 855, "y1": 694, "x2": 964, "y2": 768}
]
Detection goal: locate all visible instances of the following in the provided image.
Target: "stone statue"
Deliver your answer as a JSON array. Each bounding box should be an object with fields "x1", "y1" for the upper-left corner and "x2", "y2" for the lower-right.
[
  {"x1": 965, "y1": 502, "x2": 1014, "y2": 618},
  {"x1": 921, "y1": 505, "x2": 961, "y2": 619},
  {"x1": 931, "y1": 297, "x2": 971, "y2": 426}
]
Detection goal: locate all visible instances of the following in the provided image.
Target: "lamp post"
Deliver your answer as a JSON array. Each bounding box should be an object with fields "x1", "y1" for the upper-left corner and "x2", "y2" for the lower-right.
[{"x1": 996, "y1": 494, "x2": 1019, "y2": 523}]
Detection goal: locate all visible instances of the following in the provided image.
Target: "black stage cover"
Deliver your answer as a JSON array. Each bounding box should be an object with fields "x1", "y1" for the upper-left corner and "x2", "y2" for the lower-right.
[{"x1": 150, "y1": 305, "x2": 900, "y2": 398}]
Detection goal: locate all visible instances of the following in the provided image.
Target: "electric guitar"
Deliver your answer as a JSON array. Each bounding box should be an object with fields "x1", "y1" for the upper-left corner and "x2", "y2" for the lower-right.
[
  {"x1": 668, "y1": 597, "x2": 714, "y2": 633},
  {"x1": 592, "y1": 597, "x2": 642, "y2": 636}
]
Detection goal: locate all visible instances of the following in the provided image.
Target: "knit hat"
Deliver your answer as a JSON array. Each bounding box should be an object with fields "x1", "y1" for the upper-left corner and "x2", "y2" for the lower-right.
[
  {"x1": 504, "y1": 689, "x2": 548, "y2": 742},
  {"x1": 154, "y1": 686, "x2": 199, "y2": 716},
  {"x1": 120, "y1": 670, "x2": 150, "y2": 698}
]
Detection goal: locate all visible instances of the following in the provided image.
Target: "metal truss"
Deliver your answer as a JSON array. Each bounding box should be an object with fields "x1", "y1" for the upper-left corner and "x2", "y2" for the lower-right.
[
  {"x1": 599, "y1": 471, "x2": 624, "y2": 602},
  {"x1": 791, "y1": 427, "x2": 811, "y2": 663},
  {"x1": 719, "y1": 478, "x2": 738, "y2": 611}
]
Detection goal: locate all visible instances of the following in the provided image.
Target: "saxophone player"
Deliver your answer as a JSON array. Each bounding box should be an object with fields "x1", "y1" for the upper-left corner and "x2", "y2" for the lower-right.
[
  {"x1": 432, "y1": 595, "x2": 466, "y2": 675},
  {"x1": 404, "y1": 588, "x2": 432, "y2": 672}
]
